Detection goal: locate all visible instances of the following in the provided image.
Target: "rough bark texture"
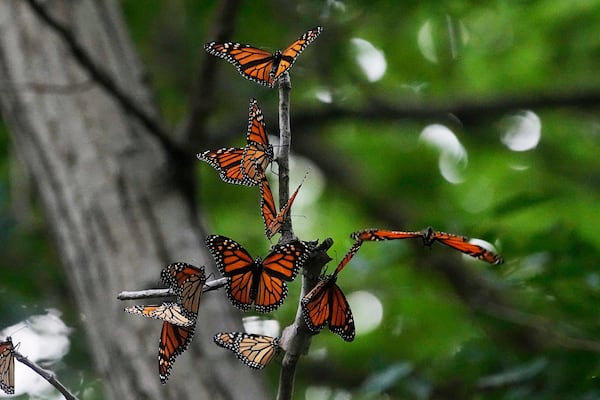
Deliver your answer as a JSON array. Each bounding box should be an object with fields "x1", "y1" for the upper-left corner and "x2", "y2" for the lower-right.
[{"x1": 0, "y1": 1, "x2": 268, "y2": 399}]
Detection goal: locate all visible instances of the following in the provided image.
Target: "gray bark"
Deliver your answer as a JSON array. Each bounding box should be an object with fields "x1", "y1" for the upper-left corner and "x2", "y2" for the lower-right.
[{"x1": 0, "y1": 1, "x2": 268, "y2": 399}]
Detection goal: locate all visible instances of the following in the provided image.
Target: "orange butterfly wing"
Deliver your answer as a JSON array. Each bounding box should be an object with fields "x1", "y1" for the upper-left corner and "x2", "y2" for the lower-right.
[
  {"x1": 205, "y1": 27, "x2": 323, "y2": 87},
  {"x1": 272, "y1": 26, "x2": 323, "y2": 81},
  {"x1": 205, "y1": 235, "x2": 257, "y2": 311},
  {"x1": 0, "y1": 338, "x2": 14, "y2": 395},
  {"x1": 214, "y1": 332, "x2": 280, "y2": 369},
  {"x1": 301, "y1": 276, "x2": 355, "y2": 342},
  {"x1": 326, "y1": 282, "x2": 355, "y2": 342},
  {"x1": 158, "y1": 322, "x2": 195, "y2": 384},
  {"x1": 351, "y1": 228, "x2": 422, "y2": 242},
  {"x1": 254, "y1": 240, "x2": 310, "y2": 312},
  {"x1": 301, "y1": 276, "x2": 332, "y2": 332},
  {"x1": 161, "y1": 262, "x2": 207, "y2": 317},
  {"x1": 301, "y1": 241, "x2": 360, "y2": 341},
  {"x1": 125, "y1": 303, "x2": 195, "y2": 327},
  {"x1": 259, "y1": 175, "x2": 303, "y2": 239},
  {"x1": 242, "y1": 98, "x2": 273, "y2": 182},
  {"x1": 334, "y1": 240, "x2": 363, "y2": 275},
  {"x1": 205, "y1": 41, "x2": 276, "y2": 86},
  {"x1": 426, "y1": 229, "x2": 504, "y2": 265},
  {"x1": 259, "y1": 175, "x2": 277, "y2": 236},
  {"x1": 213, "y1": 332, "x2": 237, "y2": 350},
  {"x1": 198, "y1": 147, "x2": 257, "y2": 186},
  {"x1": 233, "y1": 333, "x2": 280, "y2": 369}
]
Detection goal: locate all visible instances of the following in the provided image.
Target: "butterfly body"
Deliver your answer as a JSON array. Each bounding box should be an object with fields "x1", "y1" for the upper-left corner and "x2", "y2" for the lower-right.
[
  {"x1": 159, "y1": 323, "x2": 194, "y2": 383},
  {"x1": 205, "y1": 27, "x2": 323, "y2": 87},
  {"x1": 206, "y1": 235, "x2": 311, "y2": 313}
]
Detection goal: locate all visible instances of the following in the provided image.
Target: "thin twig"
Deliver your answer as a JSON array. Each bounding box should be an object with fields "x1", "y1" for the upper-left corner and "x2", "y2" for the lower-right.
[
  {"x1": 277, "y1": 72, "x2": 293, "y2": 243},
  {"x1": 24, "y1": 0, "x2": 184, "y2": 161},
  {"x1": 116, "y1": 277, "x2": 228, "y2": 300},
  {"x1": 14, "y1": 351, "x2": 79, "y2": 400}
]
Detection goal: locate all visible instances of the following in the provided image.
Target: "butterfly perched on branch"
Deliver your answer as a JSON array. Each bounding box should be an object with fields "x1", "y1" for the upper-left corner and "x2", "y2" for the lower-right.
[
  {"x1": 259, "y1": 172, "x2": 307, "y2": 239},
  {"x1": 352, "y1": 227, "x2": 504, "y2": 264},
  {"x1": 198, "y1": 98, "x2": 273, "y2": 186},
  {"x1": 206, "y1": 235, "x2": 311, "y2": 312},
  {"x1": 124, "y1": 263, "x2": 206, "y2": 383},
  {"x1": 205, "y1": 27, "x2": 323, "y2": 87},
  {"x1": 301, "y1": 241, "x2": 362, "y2": 342},
  {"x1": 213, "y1": 332, "x2": 280, "y2": 369}
]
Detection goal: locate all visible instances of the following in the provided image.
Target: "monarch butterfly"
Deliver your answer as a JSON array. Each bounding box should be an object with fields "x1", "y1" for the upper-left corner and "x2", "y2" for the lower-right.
[
  {"x1": 160, "y1": 262, "x2": 207, "y2": 317},
  {"x1": 124, "y1": 303, "x2": 195, "y2": 327},
  {"x1": 0, "y1": 337, "x2": 14, "y2": 395},
  {"x1": 213, "y1": 332, "x2": 280, "y2": 369},
  {"x1": 158, "y1": 322, "x2": 195, "y2": 383},
  {"x1": 197, "y1": 98, "x2": 273, "y2": 186},
  {"x1": 351, "y1": 228, "x2": 422, "y2": 242},
  {"x1": 301, "y1": 241, "x2": 362, "y2": 342},
  {"x1": 259, "y1": 173, "x2": 305, "y2": 239},
  {"x1": 421, "y1": 227, "x2": 504, "y2": 265},
  {"x1": 205, "y1": 234, "x2": 311, "y2": 312},
  {"x1": 123, "y1": 263, "x2": 205, "y2": 383},
  {"x1": 352, "y1": 227, "x2": 504, "y2": 265},
  {"x1": 205, "y1": 26, "x2": 323, "y2": 87}
]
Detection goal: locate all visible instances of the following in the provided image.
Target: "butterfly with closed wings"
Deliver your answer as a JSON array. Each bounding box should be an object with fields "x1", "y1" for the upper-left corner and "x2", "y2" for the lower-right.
[
  {"x1": 0, "y1": 337, "x2": 15, "y2": 395},
  {"x1": 206, "y1": 235, "x2": 311, "y2": 313},
  {"x1": 301, "y1": 240, "x2": 362, "y2": 342},
  {"x1": 259, "y1": 172, "x2": 306, "y2": 239},
  {"x1": 205, "y1": 27, "x2": 323, "y2": 87},
  {"x1": 123, "y1": 262, "x2": 206, "y2": 383},
  {"x1": 213, "y1": 332, "x2": 280, "y2": 369}
]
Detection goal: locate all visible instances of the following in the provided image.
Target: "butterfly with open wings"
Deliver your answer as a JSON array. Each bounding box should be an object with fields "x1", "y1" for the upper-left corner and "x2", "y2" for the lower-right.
[{"x1": 205, "y1": 27, "x2": 323, "y2": 87}]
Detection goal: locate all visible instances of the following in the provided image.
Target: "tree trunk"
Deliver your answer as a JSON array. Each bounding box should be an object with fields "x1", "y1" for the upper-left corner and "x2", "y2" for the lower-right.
[{"x1": 0, "y1": 1, "x2": 268, "y2": 398}]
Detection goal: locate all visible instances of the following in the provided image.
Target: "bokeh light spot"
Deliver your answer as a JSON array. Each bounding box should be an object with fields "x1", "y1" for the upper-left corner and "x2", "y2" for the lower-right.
[
  {"x1": 347, "y1": 290, "x2": 383, "y2": 335},
  {"x1": 501, "y1": 110, "x2": 541, "y2": 151},
  {"x1": 351, "y1": 38, "x2": 387, "y2": 82}
]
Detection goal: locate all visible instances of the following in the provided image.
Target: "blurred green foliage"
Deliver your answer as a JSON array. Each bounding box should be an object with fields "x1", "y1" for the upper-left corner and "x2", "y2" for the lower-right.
[{"x1": 2, "y1": 0, "x2": 600, "y2": 398}]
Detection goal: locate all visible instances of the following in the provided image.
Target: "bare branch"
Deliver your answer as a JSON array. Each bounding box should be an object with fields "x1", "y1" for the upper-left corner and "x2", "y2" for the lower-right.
[
  {"x1": 277, "y1": 72, "x2": 294, "y2": 242},
  {"x1": 116, "y1": 277, "x2": 228, "y2": 300},
  {"x1": 14, "y1": 351, "x2": 79, "y2": 400}
]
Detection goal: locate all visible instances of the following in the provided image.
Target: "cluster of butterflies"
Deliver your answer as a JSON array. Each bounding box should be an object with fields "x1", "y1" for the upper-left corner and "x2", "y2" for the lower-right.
[
  {"x1": 123, "y1": 26, "x2": 326, "y2": 384},
  {"x1": 301, "y1": 227, "x2": 505, "y2": 342},
  {"x1": 198, "y1": 97, "x2": 307, "y2": 239},
  {"x1": 0, "y1": 337, "x2": 14, "y2": 394},
  {"x1": 123, "y1": 227, "x2": 503, "y2": 381},
  {"x1": 123, "y1": 235, "x2": 309, "y2": 382},
  {"x1": 123, "y1": 25, "x2": 505, "y2": 383}
]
